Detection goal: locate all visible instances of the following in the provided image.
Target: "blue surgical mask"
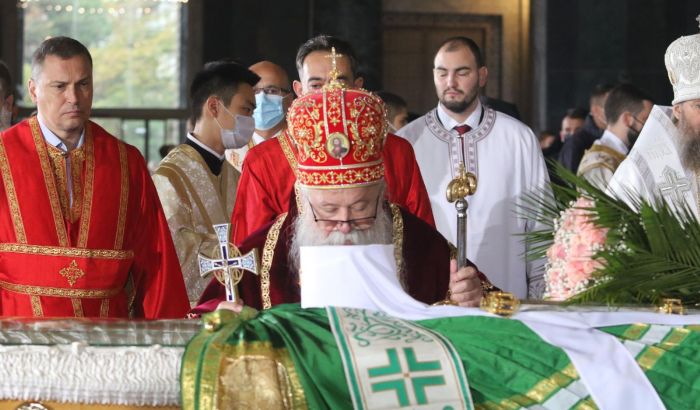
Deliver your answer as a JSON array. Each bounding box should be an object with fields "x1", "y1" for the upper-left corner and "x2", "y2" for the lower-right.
[
  {"x1": 253, "y1": 93, "x2": 285, "y2": 131},
  {"x1": 214, "y1": 102, "x2": 256, "y2": 149}
]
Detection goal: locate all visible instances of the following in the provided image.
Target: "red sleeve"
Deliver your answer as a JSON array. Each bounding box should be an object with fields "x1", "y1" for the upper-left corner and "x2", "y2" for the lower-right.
[
  {"x1": 128, "y1": 148, "x2": 190, "y2": 319},
  {"x1": 231, "y1": 140, "x2": 294, "y2": 244},
  {"x1": 383, "y1": 134, "x2": 435, "y2": 227}
]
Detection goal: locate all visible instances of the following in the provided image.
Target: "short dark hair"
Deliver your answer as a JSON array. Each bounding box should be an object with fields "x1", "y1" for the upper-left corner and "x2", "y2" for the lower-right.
[
  {"x1": 436, "y1": 37, "x2": 484, "y2": 67},
  {"x1": 564, "y1": 107, "x2": 588, "y2": 121},
  {"x1": 295, "y1": 35, "x2": 360, "y2": 79},
  {"x1": 189, "y1": 60, "x2": 260, "y2": 123},
  {"x1": 31, "y1": 36, "x2": 92, "y2": 80},
  {"x1": 0, "y1": 60, "x2": 11, "y2": 99},
  {"x1": 604, "y1": 84, "x2": 652, "y2": 124},
  {"x1": 376, "y1": 91, "x2": 407, "y2": 120},
  {"x1": 590, "y1": 83, "x2": 616, "y2": 106}
]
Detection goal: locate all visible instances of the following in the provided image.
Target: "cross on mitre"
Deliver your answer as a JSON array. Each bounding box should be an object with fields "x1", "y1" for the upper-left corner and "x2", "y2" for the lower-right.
[
  {"x1": 324, "y1": 47, "x2": 344, "y2": 88},
  {"x1": 198, "y1": 224, "x2": 258, "y2": 303}
]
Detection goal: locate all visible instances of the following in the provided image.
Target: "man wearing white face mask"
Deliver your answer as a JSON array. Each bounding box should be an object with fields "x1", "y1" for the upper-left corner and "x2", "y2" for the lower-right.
[
  {"x1": 227, "y1": 61, "x2": 293, "y2": 172},
  {"x1": 153, "y1": 61, "x2": 259, "y2": 306},
  {"x1": 0, "y1": 61, "x2": 14, "y2": 131}
]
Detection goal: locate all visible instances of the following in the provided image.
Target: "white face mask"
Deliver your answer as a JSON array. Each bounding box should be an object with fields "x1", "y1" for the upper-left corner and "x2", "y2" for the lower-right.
[
  {"x1": 0, "y1": 106, "x2": 11, "y2": 131},
  {"x1": 214, "y1": 102, "x2": 256, "y2": 149}
]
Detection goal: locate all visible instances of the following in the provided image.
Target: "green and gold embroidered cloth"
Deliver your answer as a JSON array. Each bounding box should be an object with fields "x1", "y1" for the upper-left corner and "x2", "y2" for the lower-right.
[{"x1": 181, "y1": 304, "x2": 700, "y2": 409}]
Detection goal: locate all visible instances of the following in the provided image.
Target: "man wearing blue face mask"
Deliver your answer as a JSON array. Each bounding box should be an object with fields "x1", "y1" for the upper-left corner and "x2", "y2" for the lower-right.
[
  {"x1": 153, "y1": 61, "x2": 259, "y2": 306},
  {"x1": 227, "y1": 61, "x2": 293, "y2": 172}
]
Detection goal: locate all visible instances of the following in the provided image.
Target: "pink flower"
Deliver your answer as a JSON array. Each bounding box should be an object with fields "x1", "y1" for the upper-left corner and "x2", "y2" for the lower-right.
[{"x1": 544, "y1": 197, "x2": 608, "y2": 301}]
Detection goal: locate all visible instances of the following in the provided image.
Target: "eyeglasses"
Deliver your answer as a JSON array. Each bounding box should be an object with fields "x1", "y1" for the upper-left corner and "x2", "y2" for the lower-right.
[
  {"x1": 307, "y1": 197, "x2": 380, "y2": 230},
  {"x1": 253, "y1": 85, "x2": 291, "y2": 96}
]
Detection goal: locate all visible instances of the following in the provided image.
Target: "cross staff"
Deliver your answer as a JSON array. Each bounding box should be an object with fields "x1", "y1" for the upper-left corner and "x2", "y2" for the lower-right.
[{"x1": 198, "y1": 224, "x2": 258, "y2": 303}]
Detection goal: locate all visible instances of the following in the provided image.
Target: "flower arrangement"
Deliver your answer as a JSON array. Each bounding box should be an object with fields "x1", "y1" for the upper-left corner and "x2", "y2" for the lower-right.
[
  {"x1": 521, "y1": 162, "x2": 700, "y2": 307},
  {"x1": 544, "y1": 197, "x2": 608, "y2": 300}
]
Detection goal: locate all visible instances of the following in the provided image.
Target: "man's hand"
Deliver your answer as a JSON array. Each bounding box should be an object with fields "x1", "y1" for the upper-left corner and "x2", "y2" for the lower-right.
[
  {"x1": 217, "y1": 299, "x2": 245, "y2": 313},
  {"x1": 449, "y1": 259, "x2": 482, "y2": 307}
]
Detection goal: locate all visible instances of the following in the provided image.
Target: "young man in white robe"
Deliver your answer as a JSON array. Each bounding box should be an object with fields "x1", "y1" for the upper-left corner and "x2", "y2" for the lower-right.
[
  {"x1": 398, "y1": 37, "x2": 550, "y2": 299},
  {"x1": 608, "y1": 20, "x2": 700, "y2": 219}
]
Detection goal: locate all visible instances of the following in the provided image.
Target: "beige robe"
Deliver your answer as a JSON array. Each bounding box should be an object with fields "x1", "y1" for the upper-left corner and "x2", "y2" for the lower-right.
[
  {"x1": 577, "y1": 131, "x2": 627, "y2": 189},
  {"x1": 153, "y1": 144, "x2": 239, "y2": 306}
]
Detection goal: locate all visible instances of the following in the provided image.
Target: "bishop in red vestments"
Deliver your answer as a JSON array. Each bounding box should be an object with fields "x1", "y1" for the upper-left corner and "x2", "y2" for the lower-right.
[
  {"x1": 230, "y1": 36, "x2": 434, "y2": 245},
  {"x1": 0, "y1": 37, "x2": 189, "y2": 318},
  {"x1": 194, "y1": 82, "x2": 494, "y2": 314}
]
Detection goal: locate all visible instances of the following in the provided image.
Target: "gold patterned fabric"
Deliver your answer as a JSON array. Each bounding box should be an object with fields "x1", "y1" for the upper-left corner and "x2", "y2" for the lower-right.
[
  {"x1": 153, "y1": 144, "x2": 240, "y2": 307},
  {"x1": 286, "y1": 87, "x2": 388, "y2": 189}
]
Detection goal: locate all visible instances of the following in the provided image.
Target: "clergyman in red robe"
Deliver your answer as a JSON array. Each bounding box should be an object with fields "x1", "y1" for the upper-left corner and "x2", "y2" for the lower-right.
[{"x1": 0, "y1": 36, "x2": 189, "y2": 318}]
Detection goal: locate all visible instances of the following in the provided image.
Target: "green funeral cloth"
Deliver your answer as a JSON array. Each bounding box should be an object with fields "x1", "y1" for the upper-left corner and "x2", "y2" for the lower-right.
[{"x1": 181, "y1": 304, "x2": 700, "y2": 410}]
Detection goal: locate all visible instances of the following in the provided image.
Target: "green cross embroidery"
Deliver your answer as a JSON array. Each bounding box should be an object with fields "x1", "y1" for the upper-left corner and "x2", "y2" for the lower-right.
[{"x1": 368, "y1": 347, "x2": 446, "y2": 406}]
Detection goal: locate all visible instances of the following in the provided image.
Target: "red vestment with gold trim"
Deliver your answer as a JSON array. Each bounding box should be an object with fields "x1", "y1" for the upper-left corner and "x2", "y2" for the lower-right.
[{"x1": 0, "y1": 117, "x2": 189, "y2": 318}]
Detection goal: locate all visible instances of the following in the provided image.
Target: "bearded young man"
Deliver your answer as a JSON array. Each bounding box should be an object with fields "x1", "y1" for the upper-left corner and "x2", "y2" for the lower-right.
[
  {"x1": 192, "y1": 83, "x2": 495, "y2": 314},
  {"x1": 608, "y1": 20, "x2": 700, "y2": 218},
  {"x1": 398, "y1": 37, "x2": 550, "y2": 299}
]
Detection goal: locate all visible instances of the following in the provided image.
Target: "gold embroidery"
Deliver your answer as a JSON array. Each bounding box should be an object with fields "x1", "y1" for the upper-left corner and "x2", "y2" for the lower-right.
[
  {"x1": 293, "y1": 182, "x2": 303, "y2": 214},
  {"x1": 287, "y1": 90, "x2": 385, "y2": 165},
  {"x1": 477, "y1": 364, "x2": 578, "y2": 409},
  {"x1": 77, "y1": 128, "x2": 95, "y2": 247},
  {"x1": 100, "y1": 298, "x2": 110, "y2": 318},
  {"x1": 218, "y1": 347, "x2": 307, "y2": 410},
  {"x1": 578, "y1": 145, "x2": 626, "y2": 177},
  {"x1": 0, "y1": 279, "x2": 121, "y2": 298},
  {"x1": 30, "y1": 117, "x2": 69, "y2": 246},
  {"x1": 637, "y1": 346, "x2": 664, "y2": 370},
  {"x1": 114, "y1": 141, "x2": 129, "y2": 249},
  {"x1": 59, "y1": 260, "x2": 85, "y2": 286},
  {"x1": 30, "y1": 295, "x2": 43, "y2": 317},
  {"x1": 572, "y1": 398, "x2": 598, "y2": 410},
  {"x1": 0, "y1": 137, "x2": 26, "y2": 243},
  {"x1": 70, "y1": 146, "x2": 85, "y2": 222},
  {"x1": 71, "y1": 298, "x2": 84, "y2": 317},
  {"x1": 637, "y1": 327, "x2": 690, "y2": 370},
  {"x1": 278, "y1": 132, "x2": 299, "y2": 173},
  {"x1": 46, "y1": 146, "x2": 70, "y2": 221},
  {"x1": 0, "y1": 243, "x2": 133, "y2": 259},
  {"x1": 297, "y1": 162, "x2": 384, "y2": 187},
  {"x1": 157, "y1": 161, "x2": 216, "y2": 229},
  {"x1": 621, "y1": 323, "x2": 649, "y2": 340},
  {"x1": 389, "y1": 203, "x2": 404, "y2": 277},
  {"x1": 261, "y1": 213, "x2": 287, "y2": 309}
]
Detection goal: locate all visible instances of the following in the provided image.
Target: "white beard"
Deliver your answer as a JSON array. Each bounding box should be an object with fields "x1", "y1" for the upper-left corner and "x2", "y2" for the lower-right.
[{"x1": 288, "y1": 201, "x2": 393, "y2": 273}]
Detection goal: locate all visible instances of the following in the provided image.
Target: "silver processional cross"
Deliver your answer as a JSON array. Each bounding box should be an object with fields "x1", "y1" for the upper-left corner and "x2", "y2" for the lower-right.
[{"x1": 198, "y1": 224, "x2": 258, "y2": 303}]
